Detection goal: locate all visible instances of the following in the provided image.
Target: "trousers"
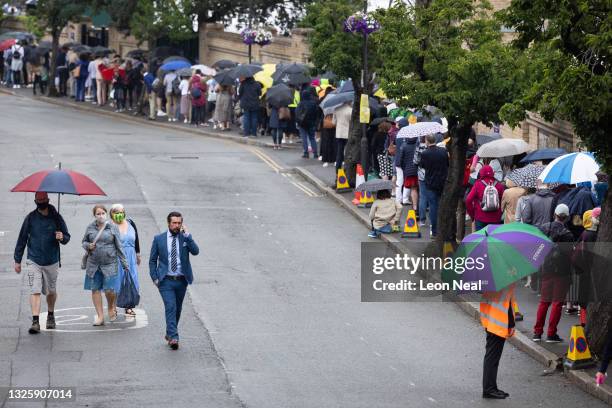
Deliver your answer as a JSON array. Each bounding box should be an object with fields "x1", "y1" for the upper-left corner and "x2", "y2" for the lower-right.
[{"x1": 483, "y1": 331, "x2": 506, "y2": 393}]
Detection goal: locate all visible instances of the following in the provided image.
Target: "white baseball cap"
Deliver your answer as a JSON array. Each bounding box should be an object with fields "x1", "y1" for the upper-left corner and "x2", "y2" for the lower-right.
[{"x1": 554, "y1": 204, "x2": 570, "y2": 217}]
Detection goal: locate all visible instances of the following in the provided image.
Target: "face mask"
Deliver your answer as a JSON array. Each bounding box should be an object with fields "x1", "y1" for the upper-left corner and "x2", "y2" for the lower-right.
[
  {"x1": 112, "y1": 213, "x2": 126, "y2": 223},
  {"x1": 35, "y1": 201, "x2": 49, "y2": 210},
  {"x1": 95, "y1": 213, "x2": 107, "y2": 224}
]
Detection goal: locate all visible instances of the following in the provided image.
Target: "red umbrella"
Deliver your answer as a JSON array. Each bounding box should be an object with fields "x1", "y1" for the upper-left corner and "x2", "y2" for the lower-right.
[{"x1": 0, "y1": 39, "x2": 16, "y2": 52}]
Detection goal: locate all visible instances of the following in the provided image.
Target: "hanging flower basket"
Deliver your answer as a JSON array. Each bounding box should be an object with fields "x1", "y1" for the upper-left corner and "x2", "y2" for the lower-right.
[
  {"x1": 344, "y1": 11, "x2": 381, "y2": 35},
  {"x1": 241, "y1": 28, "x2": 273, "y2": 46}
]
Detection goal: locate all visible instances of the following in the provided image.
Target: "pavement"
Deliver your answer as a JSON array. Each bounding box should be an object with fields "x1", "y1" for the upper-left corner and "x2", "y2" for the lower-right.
[{"x1": 0, "y1": 87, "x2": 610, "y2": 407}]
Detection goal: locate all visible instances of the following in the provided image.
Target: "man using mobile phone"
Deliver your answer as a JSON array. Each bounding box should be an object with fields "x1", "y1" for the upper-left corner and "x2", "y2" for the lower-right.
[
  {"x1": 14, "y1": 191, "x2": 70, "y2": 334},
  {"x1": 149, "y1": 211, "x2": 199, "y2": 350}
]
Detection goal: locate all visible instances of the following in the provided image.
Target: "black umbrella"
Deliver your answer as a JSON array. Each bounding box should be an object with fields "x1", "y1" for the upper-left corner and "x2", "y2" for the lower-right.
[
  {"x1": 519, "y1": 148, "x2": 568, "y2": 164},
  {"x1": 272, "y1": 62, "x2": 310, "y2": 81},
  {"x1": 231, "y1": 63, "x2": 263, "y2": 78},
  {"x1": 476, "y1": 133, "x2": 502, "y2": 146},
  {"x1": 273, "y1": 71, "x2": 311, "y2": 86},
  {"x1": 60, "y1": 42, "x2": 78, "y2": 48},
  {"x1": 72, "y1": 44, "x2": 91, "y2": 54},
  {"x1": 91, "y1": 46, "x2": 113, "y2": 56},
  {"x1": 126, "y1": 49, "x2": 146, "y2": 58},
  {"x1": 266, "y1": 84, "x2": 293, "y2": 108},
  {"x1": 37, "y1": 40, "x2": 51, "y2": 50},
  {"x1": 26, "y1": 46, "x2": 48, "y2": 64},
  {"x1": 213, "y1": 59, "x2": 237, "y2": 70},
  {"x1": 0, "y1": 31, "x2": 35, "y2": 43},
  {"x1": 214, "y1": 70, "x2": 237, "y2": 86},
  {"x1": 337, "y1": 79, "x2": 354, "y2": 93}
]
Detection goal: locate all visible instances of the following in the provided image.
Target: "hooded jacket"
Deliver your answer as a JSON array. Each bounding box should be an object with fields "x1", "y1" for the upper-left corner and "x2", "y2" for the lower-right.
[
  {"x1": 466, "y1": 165, "x2": 505, "y2": 223},
  {"x1": 397, "y1": 138, "x2": 418, "y2": 177},
  {"x1": 522, "y1": 188, "x2": 555, "y2": 226},
  {"x1": 238, "y1": 77, "x2": 262, "y2": 111},
  {"x1": 295, "y1": 87, "x2": 319, "y2": 128}
]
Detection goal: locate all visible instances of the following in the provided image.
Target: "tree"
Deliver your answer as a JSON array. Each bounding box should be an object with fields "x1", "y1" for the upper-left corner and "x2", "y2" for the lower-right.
[
  {"x1": 373, "y1": 0, "x2": 527, "y2": 251},
  {"x1": 29, "y1": 0, "x2": 89, "y2": 97},
  {"x1": 128, "y1": 0, "x2": 196, "y2": 47},
  {"x1": 302, "y1": 0, "x2": 379, "y2": 185},
  {"x1": 498, "y1": 0, "x2": 612, "y2": 354}
]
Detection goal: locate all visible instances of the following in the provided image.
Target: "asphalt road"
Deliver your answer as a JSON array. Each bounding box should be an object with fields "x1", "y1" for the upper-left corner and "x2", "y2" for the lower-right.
[{"x1": 0, "y1": 93, "x2": 607, "y2": 408}]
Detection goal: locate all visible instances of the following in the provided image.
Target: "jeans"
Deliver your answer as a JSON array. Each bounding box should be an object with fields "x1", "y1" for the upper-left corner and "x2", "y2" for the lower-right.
[
  {"x1": 191, "y1": 105, "x2": 204, "y2": 124},
  {"x1": 298, "y1": 125, "x2": 317, "y2": 156},
  {"x1": 271, "y1": 128, "x2": 284, "y2": 145},
  {"x1": 421, "y1": 183, "x2": 440, "y2": 235},
  {"x1": 242, "y1": 109, "x2": 259, "y2": 136},
  {"x1": 336, "y1": 138, "x2": 347, "y2": 171},
  {"x1": 58, "y1": 67, "x2": 68, "y2": 95},
  {"x1": 158, "y1": 277, "x2": 188, "y2": 341},
  {"x1": 75, "y1": 77, "x2": 86, "y2": 101},
  {"x1": 370, "y1": 223, "x2": 392, "y2": 237},
  {"x1": 418, "y1": 180, "x2": 427, "y2": 222}
]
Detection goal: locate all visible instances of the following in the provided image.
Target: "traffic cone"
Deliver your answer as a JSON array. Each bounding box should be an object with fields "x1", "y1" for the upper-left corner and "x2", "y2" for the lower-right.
[
  {"x1": 336, "y1": 168, "x2": 352, "y2": 193},
  {"x1": 401, "y1": 209, "x2": 421, "y2": 238},
  {"x1": 352, "y1": 164, "x2": 366, "y2": 205},
  {"x1": 358, "y1": 190, "x2": 374, "y2": 208},
  {"x1": 564, "y1": 325, "x2": 595, "y2": 370},
  {"x1": 514, "y1": 302, "x2": 524, "y2": 321},
  {"x1": 443, "y1": 241, "x2": 456, "y2": 258}
]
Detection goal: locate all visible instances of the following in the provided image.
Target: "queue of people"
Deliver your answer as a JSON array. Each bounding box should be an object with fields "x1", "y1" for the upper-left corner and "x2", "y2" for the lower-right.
[{"x1": 13, "y1": 192, "x2": 199, "y2": 351}]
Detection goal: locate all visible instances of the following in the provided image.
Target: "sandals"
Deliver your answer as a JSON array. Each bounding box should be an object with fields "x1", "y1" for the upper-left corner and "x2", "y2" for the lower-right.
[
  {"x1": 125, "y1": 308, "x2": 136, "y2": 317},
  {"x1": 109, "y1": 309, "x2": 118, "y2": 322}
]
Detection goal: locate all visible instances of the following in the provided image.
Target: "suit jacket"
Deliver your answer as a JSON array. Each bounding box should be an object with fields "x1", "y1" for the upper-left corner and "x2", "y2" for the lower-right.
[{"x1": 149, "y1": 231, "x2": 199, "y2": 284}]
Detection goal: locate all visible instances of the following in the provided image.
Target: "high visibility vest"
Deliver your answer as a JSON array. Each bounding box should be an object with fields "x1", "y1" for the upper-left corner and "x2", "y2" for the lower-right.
[
  {"x1": 288, "y1": 90, "x2": 300, "y2": 108},
  {"x1": 479, "y1": 284, "x2": 516, "y2": 339}
]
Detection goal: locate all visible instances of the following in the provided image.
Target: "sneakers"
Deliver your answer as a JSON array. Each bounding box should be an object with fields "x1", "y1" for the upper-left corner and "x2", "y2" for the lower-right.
[
  {"x1": 184, "y1": 118, "x2": 189, "y2": 124},
  {"x1": 323, "y1": 162, "x2": 329, "y2": 167},
  {"x1": 46, "y1": 315, "x2": 56, "y2": 330},
  {"x1": 532, "y1": 333, "x2": 542, "y2": 342},
  {"x1": 546, "y1": 334, "x2": 564, "y2": 343},
  {"x1": 157, "y1": 110, "x2": 166, "y2": 117},
  {"x1": 368, "y1": 231, "x2": 379, "y2": 238},
  {"x1": 168, "y1": 117, "x2": 173, "y2": 122},
  {"x1": 29, "y1": 321, "x2": 41, "y2": 334},
  {"x1": 318, "y1": 156, "x2": 323, "y2": 161}
]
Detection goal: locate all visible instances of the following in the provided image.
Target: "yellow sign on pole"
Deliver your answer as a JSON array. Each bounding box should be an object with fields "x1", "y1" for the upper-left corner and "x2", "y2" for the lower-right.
[{"x1": 359, "y1": 94, "x2": 370, "y2": 124}]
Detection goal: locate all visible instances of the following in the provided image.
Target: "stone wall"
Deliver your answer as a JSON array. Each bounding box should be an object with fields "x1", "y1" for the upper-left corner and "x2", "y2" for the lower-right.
[{"x1": 198, "y1": 24, "x2": 311, "y2": 66}]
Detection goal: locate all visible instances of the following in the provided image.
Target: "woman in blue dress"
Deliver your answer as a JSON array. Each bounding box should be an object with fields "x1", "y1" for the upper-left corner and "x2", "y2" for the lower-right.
[{"x1": 109, "y1": 204, "x2": 140, "y2": 317}]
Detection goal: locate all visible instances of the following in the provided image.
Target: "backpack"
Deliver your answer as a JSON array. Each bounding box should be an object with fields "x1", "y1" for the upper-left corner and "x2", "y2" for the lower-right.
[
  {"x1": 480, "y1": 180, "x2": 500, "y2": 212},
  {"x1": 296, "y1": 102, "x2": 316, "y2": 128},
  {"x1": 190, "y1": 87, "x2": 202, "y2": 99},
  {"x1": 172, "y1": 77, "x2": 181, "y2": 96},
  {"x1": 12, "y1": 50, "x2": 20, "y2": 59}
]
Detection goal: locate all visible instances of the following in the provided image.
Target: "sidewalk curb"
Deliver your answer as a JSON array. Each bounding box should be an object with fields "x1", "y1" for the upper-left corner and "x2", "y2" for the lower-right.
[
  {"x1": 294, "y1": 166, "x2": 612, "y2": 405},
  {"x1": 0, "y1": 87, "x2": 298, "y2": 151}
]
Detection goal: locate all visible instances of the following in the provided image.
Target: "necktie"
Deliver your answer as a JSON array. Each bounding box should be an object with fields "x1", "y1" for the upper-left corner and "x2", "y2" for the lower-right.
[{"x1": 171, "y1": 235, "x2": 177, "y2": 272}]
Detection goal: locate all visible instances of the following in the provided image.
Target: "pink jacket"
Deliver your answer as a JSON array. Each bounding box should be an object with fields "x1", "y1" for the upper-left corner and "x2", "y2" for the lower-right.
[{"x1": 466, "y1": 165, "x2": 505, "y2": 223}]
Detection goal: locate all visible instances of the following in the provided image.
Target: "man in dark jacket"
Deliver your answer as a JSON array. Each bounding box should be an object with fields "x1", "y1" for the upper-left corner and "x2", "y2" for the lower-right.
[
  {"x1": 14, "y1": 192, "x2": 70, "y2": 334},
  {"x1": 56, "y1": 46, "x2": 69, "y2": 96},
  {"x1": 296, "y1": 86, "x2": 320, "y2": 158},
  {"x1": 238, "y1": 76, "x2": 262, "y2": 137},
  {"x1": 532, "y1": 204, "x2": 574, "y2": 343},
  {"x1": 522, "y1": 181, "x2": 555, "y2": 226},
  {"x1": 416, "y1": 134, "x2": 448, "y2": 238},
  {"x1": 397, "y1": 137, "x2": 419, "y2": 210}
]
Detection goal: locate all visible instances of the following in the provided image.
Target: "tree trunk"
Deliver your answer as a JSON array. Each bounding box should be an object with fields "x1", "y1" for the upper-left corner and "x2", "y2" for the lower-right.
[
  {"x1": 586, "y1": 187, "x2": 612, "y2": 356},
  {"x1": 434, "y1": 119, "x2": 471, "y2": 254},
  {"x1": 47, "y1": 30, "x2": 60, "y2": 97},
  {"x1": 344, "y1": 86, "x2": 363, "y2": 187}
]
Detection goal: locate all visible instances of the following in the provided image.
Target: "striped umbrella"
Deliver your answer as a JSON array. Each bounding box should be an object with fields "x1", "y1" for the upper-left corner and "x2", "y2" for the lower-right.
[
  {"x1": 442, "y1": 223, "x2": 553, "y2": 292},
  {"x1": 539, "y1": 152, "x2": 600, "y2": 184}
]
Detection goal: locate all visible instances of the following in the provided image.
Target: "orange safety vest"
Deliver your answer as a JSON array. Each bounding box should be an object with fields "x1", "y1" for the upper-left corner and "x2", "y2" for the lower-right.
[{"x1": 479, "y1": 284, "x2": 516, "y2": 339}]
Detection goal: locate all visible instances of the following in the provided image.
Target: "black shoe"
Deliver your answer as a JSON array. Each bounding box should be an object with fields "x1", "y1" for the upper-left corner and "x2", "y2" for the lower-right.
[
  {"x1": 482, "y1": 390, "x2": 507, "y2": 399},
  {"x1": 495, "y1": 389, "x2": 509, "y2": 397},
  {"x1": 169, "y1": 339, "x2": 179, "y2": 350},
  {"x1": 515, "y1": 312, "x2": 524, "y2": 321},
  {"x1": 302, "y1": 153, "x2": 309, "y2": 158},
  {"x1": 29, "y1": 321, "x2": 41, "y2": 334},
  {"x1": 565, "y1": 307, "x2": 578, "y2": 315},
  {"x1": 532, "y1": 333, "x2": 542, "y2": 342},
  {"x1": 546, "y1": 334, "x2": 564, "y2": 343},
  {"x1": 46, "y1": 316, "x2": 56, "y2": 330}
]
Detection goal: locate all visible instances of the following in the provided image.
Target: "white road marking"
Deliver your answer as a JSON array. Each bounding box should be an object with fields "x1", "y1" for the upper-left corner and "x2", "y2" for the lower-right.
[
  {"x1": 247, "y1": 207, "x2": 252, "y2": 211},
  {"x1": 428, "y1": 397, "x2": 436, "y2": 403},
  {"x1": 360, "y1": 337, "x2": 368, "y2": 344},
  {"x1": 389, "y1": 365, "x2": 397, "y2": 371},
  {"x1": 39, "y1": 307, "x2": 148, "y2": 332},
  {"x1": 253, "y1": 215, "x2": 259, "y2": 219},
  {"x1": 374, "y1": 352, "x2": 382, "y2": 357},
  {"x1": 267, "y1": 232, "x2": 272, "y2": 236},
  {"x1": 409, "y1": 382, "x2": 416, "y2": 387}
]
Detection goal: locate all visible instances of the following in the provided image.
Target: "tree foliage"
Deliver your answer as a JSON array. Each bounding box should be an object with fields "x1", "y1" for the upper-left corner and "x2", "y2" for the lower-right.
[
  {"x1": 128, "y1": 0, "x2": 196, "y2": 45},
  {"x1": 497, "y1": 0, "x2": 612, "y2": 354},
  {"x1": 373, "y1": 0, "x2": 525, "y2": 248}
]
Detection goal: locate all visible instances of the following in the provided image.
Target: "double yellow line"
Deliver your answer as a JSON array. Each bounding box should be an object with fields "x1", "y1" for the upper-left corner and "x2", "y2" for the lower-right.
[{"x1": 247, "y1": 146, "x2": 319, "y2": 197}]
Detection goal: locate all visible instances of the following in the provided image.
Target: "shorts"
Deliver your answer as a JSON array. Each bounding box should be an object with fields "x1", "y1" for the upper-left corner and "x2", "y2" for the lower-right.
[
  {"x1": 84, "y1": 268, "x2": 119, "y2": 292},
  {"x1": 403, "y1": 175, "x2": 418, "y2": 188},
  {"x1": 26, "y1": 261, "x2": 58, "y2": 295}
]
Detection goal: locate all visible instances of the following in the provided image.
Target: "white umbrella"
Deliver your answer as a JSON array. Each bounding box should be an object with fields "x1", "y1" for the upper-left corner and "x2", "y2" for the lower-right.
[
  {"x1": 396, "y1": 122, "x2": 447, "y2": 139},
  {"x1": 191, "y1": 64, "x2": 216, "y2": 76},
  {"x1": 538, "y1": 152, "x2": 600, "y2": 184},
  {"x1": 476, "y1": 138, "x2": 530, "y2": 158}
]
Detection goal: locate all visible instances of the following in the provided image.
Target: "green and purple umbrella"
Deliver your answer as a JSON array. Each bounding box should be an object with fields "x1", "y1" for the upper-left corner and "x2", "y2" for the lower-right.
[{"x1": 442, "y1": 223, "x2": 553, "y2": 292}]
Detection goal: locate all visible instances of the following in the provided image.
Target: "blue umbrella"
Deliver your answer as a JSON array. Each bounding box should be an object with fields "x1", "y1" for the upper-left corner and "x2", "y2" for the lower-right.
[
  {"x1": 520, "y1": 148, "x2": 567, "y2": 164},
  {"x1": 160, "y1": 60, "x2": 191, "y2": 71},
  {"x1": 539, "y1": 152, "x2": 600, "y2": 184}
]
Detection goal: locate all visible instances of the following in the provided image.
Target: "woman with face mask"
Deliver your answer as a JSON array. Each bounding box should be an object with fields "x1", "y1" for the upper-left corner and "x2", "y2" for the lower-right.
[
  {"x1": 109, "y1": 204, "x2": 140, "y2": 317},
  {"x1": 82, "y1": 205, "x2": 129, "y2": 326}
]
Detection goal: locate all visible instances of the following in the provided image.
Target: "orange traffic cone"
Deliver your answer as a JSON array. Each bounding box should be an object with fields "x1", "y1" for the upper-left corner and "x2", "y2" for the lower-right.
[{"x1": 353, "y1": 164, "x2": 366, "y2": 205}]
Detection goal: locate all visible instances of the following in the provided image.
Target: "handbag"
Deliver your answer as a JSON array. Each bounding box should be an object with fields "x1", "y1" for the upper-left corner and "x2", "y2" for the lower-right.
[
  {"x1": 72, "y1": 65, "x2": 81, "y2": 78},
  {"x1": 278, "y1": 106, "x2": 291, "y2": 121},
  {"x1": 117, "y1": 269, "x2": 140, "y2": 308},
  {"x1": 323, "y1": 114, "x2": 335, "y2": 129},
  {"x1": 81, "y1": 222, "x2": 107, "y2": 270},
  {"x1": 387, "y1": 143, "x2": 397, "y2": 156}
]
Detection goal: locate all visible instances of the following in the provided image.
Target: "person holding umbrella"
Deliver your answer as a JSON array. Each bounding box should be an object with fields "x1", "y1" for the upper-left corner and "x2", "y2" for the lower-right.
[
  {"x1": 238, "y1": 75, "x2": 262, "y2": 137},
  {"x1": 14, "y1": 192, "x2": 70, "y2": 334},
  {"x1": 366, "y1": 182, "x2": 402, "y2": 238}
]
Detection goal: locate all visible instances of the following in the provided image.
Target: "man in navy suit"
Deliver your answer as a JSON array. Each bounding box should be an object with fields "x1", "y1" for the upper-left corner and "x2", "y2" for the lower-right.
[{"x1": 149, "y1": 212, "x2": 199, "y2": 350}]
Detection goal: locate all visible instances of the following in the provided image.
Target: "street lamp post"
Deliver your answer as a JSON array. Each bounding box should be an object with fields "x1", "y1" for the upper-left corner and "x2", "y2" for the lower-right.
[
  {"x1": 360, "y1": 0, "x2": 369, "y2": 174},
  {"x1": 248, "y1": 0, "x2": 254, "y2": 64}
]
